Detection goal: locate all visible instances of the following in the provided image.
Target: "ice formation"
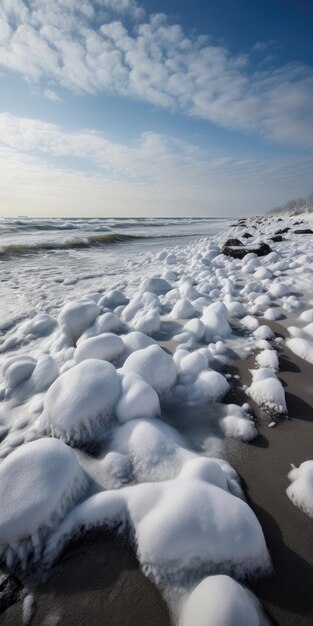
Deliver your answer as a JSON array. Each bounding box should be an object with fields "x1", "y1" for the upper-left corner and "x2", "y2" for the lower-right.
[
  {"x1": 122, "y1": 345, "x2": 177, "y2": 394},
  {"x1": 286, "y1": 461, "x2": 313, "y2": 518},
  {"x1": 247, "y1": 368, "x2": 286, "y2": 414},
  {"x1": 0, "y1": 438, "x2": 88, "y2": 570},
  {"x1": 74, "y1": 333, "x2": 125, "y2": 363},
  {"x1": 43, "y1": 359, "x2": 121, "y2": 444},
  {"x1": 180, "y1": 575, "x2": 268, "y2": 626}
]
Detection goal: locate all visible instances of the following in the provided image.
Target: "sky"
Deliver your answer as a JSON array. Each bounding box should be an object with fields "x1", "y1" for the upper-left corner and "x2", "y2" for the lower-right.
[{"x1": 0, "y1": 0, "x2": 313, "y2": 217}]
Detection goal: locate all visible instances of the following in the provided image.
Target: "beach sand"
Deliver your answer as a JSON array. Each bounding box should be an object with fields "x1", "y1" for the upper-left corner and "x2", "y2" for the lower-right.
[
  {"x1": 1, "y1": 531, "x2": 171, "y2": 626},
  {"x1": 226, "y1": 320, "x2": 313, "y2": 626}
]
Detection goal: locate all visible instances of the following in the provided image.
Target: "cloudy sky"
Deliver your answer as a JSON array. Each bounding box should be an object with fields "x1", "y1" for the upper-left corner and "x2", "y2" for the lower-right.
[{"x1": 1, "y1": 0, "x2": 313, "y2": 216}]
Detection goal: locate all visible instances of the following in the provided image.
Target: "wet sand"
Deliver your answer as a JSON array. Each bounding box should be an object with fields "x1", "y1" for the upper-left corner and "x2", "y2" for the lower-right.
[
  {"x1": 226, "y1": 320, "x2": 313, "y2": 626},
  {"x1": 1, "y1": 531, "x2": 171, "y2": 626}
]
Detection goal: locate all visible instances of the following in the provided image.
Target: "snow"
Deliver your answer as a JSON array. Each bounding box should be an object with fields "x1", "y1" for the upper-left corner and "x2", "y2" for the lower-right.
[
  {"x1": 253, "y1": 325, "x2": 274, "y2": 340},
  {"x1": 43, "y1": 359, "x2": 121, "y2": 445},
  {"x1": 122, "y1": 345, "x2": 177, "y2": 394},
  {"x1": 269, "y1": 282, "x2": 290, "y2": 298},
  {"x1": 201, "y1": 302, "x2": 231, "y2": 340},
  {"x1": 247, "y1": 368, "x2": 286, "y2": 413},
  {"x1": 0, "y1": 438, "x2": 88, "y2": 569},
  {"x1": 286, "y1": 461, "x2": 313, "y2": 518},
  {"x1": 2, "y1": 356, "x2": 36, "y2": 389},
  {"x1": 221, "y1": 404, "x2": 257, "y2": 441},
  {"x1": 286, "y1": 337, "x2": 313, "y2": 364},
  {"x1": 140, "y1": 277, "x2": 172, "y2": 295},
  {"x1": 256, "y1": 349, "x2": 279, "y2": 371},
  {"x1": 121, "y1": 331, "x2": 156, "y2": 356},
  {"x1": 98, "y1": 289, "x2": 128, "y2": 308},
  {"x1": 180, "y1": 575, "x2": 268, "y2": 626},
  {"x1": 58, "y1": 299, "x2": 100, "y2": 343},
  {"x1": 74, "y1": 333, "x2": 125, "y2": 363},
  {"x1": 300, "y1": 309, "x2": 313, "y2": 323},
  {"x1": 171, "y1": 299, "x2": 196, "y2": 319},
  {"x1": 115, "y1": 374, "x2": 160, "y2": 423}
]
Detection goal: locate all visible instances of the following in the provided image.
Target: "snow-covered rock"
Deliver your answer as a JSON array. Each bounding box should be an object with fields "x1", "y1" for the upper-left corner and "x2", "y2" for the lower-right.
[
  {"x1": 115, "y1": 374, "x2": 160, "y2": 423},
  {"x1": 74, "y1": 333, "x2": 125, "y2": 363},
  {"x1": 122, "y1": 345, "x2": 177, "y2": 394},
  {"x1": 286, "y1": 461, "x2": 313, "y2": 518}
]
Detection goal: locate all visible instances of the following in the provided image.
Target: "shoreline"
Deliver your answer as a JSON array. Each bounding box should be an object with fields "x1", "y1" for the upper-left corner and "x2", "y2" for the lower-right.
[{"x1": 226, "y1": 320, "x2": 313, "y2": 626}]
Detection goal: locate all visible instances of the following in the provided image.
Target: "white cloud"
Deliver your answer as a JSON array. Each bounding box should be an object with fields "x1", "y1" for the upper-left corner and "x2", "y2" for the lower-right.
[
  {"x1": 0, "y1": 112, "x2": 312, "y2": 217},
  {"x1": 44, "y1": 88, "x2": 62, "y2": 101},
  {"x1": 0, "y1": 2, "x2": 312, "y2": 146}
]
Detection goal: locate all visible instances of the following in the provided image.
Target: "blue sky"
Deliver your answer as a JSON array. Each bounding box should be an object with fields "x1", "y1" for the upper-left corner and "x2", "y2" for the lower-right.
[{"x1": 0, "y1": 0, "x2": 312, "y2": 216}]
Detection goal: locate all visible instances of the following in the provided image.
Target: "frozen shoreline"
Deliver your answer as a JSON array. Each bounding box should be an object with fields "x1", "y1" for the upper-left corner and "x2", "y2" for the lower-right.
[{"x1": 1, "y1": 212, "x2": 313, "y2": 625}]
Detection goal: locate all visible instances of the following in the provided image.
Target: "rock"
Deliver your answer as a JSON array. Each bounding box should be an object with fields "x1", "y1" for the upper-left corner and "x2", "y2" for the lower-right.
[
  {"x1": 222, "y1": 242, "x2": 272, "y2": 259},
  {"x1": 294, "y1": 228, "x2": 313, "y2": 234},
  {"x1": 242, "y1": 232, "x2": 253, "y2": 238},
  {"x1": 271, "y1": 235, "x2": 283, "y2": 242},
  {"x1": 224, "y1": 238, "x2": 243, "y2": 247},
  {"x1": 275, "y1": 227, "x2": 290, "y2": 234},
  {"x1": 0, "y1": 571, "x2": 22, "y2": 612}
]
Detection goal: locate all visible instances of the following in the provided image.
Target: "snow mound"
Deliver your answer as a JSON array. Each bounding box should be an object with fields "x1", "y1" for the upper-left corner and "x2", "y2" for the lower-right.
[
  {"x1": 171, "y1": 299, "x2": 196, "y2": 319},
  {"x1": 247, "y1": 368, "x2": 286, "y2": 413},
  {"x1": 0, "y1": 438, "x2": 88, "y2": 571},
  {"x1": 286, "y1": 337, "x2": 313, "y2": 364},
  {"x1": 286, "y1": 461, "x2": 313, "y2": 518},
  {"x1": 221, "y1": 405, "x2": 257, "y2": 441},
  {"x1": 256, "y1": 349, "x2": 279, "y2": 371},
  {"x1": 253, "y1": 325, "x2": 274, "y2": 340},
  {"x1": 19, "y1": 313, "x2": 57, "y2": 338},
  {"x1": 2, "y1": 355, "x2": 36, "y2": 389},
  {"x1": 122, "y1": 345, "x2": 177, "y2": 394},
  {"x1": 74, "y1": 333, "x2": 125, "y2": 363},
  {"x1": 201, "y1": 303, "x2": 231, "y2": 340},
  {"x1": 115, "y1": 374, "x2": 160, "y2": 423},
  {"x1": 98, "y1": 289, "x2": 128, "y2": 308},
  {"x1": 140, "y1": 277, "x2": 172, "y2": 295},
  {"x1": 45, "y1": 469, "x2": 270, "y2": 584},
  {"x1": 78, "y1": 312, "x2": 122, "y2": 341},
  {"x1": 269, "y1": 282, "x2": 290, "y2": 298},
  {"x1": 43, "y1": 359, "x2": 121, "y2": 445},
  {"x1": 121, "y1": 331, "x2": 156, "y2": 356},
  {"x1": 58, "y1": 299, "x2": 100, "y2": 343},
  {"x1": 180, "y1": 575, "x2": 267, "y2": 626},
  {"x1": 300, "y1": 309, "x2": 313, "y2": 323},
  {"x1": 121, "y1": 293, "x2": 160, "y2": 335}
]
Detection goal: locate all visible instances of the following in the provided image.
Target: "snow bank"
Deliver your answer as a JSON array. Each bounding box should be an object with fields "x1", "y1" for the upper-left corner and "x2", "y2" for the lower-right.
[
  {"x1": 180, "y1": 575, "x2": 268, "y2": 626},
  {"x1": 0, "y1": 438, "x2": 88, "y2": 570},
  {"x1": 286, "y1": 337, "x2": 313, "y2": 364},
  {"x1": 122, "y1": 345, "x2": 177, "y2": 394},
  {"x1": 286, "y1": 461, "x2": 313, "y2": 518},
  {"x1": 74, "y1": 333, "x2": 125, "y2": 363},
  {"x1": 115, "y1": 374, "x2": 160, "y2": 423},
  {"x1": 247, "y1": 368, "x2": 286, "y2": 414},
  {"x1": 58, "y1": 299, "x2": 100, "y2": 343},
  {"x1": 43, "y1": 359, "x2": 121, "y2": 445}
]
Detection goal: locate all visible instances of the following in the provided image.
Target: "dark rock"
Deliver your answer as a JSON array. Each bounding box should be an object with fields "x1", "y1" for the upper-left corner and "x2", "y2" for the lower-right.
[
  {"x1": 275, "y1": 227, "x2": 290, "y2": 234},
  {"x1": 224, "y1": 238, "x2": 243, "y2": 247},
  {"x1": 222, "y1": 242, "x2": 272, "y2": 259},
  {"x1": 242, "y1": 232, "x2": 253, "y2": 238},
  {"x1": 271, "y1": 235, "x2": 283, "y2": 242},
  {"x1": 0, "y1": 572, "x2": 22, "y2": 613},
  {"x1": 294, "y1": 228, "x2": 313, "y2": 234}
]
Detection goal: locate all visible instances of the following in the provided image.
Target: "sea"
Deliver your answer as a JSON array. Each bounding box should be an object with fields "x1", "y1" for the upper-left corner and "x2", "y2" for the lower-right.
[{"x1": 0, "y1": 216, "x2": 227, "y2": 332}]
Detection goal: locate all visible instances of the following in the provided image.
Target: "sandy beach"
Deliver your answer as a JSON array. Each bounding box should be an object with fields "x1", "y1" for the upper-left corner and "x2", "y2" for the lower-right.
[{"x1": 1, "y1": 214, "x2": 313, "y2": 626}]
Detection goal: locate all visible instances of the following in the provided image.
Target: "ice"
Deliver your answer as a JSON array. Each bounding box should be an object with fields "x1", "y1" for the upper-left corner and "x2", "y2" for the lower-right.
[
  {"x1": 201, "y1": 303, "x2": 231, "y2": 341},
  {"x1": 171, "y1": 299, "x2": 196, "y2": 319},
  {"x1": 269, "y1": 282, "x2": 290, "y2": 298},
  {"x1": 300, "y1": 309, "x2": 313, "y2": 323},
  {"x1": 140, "y1": 277, "x2": 172, "y2": 295},
  {"x1": 221, "y1": 404, "x2": 257, "y2": 441},
  {"x1": 180, "y1": 575, "x2": 268, "y2": 626},
  {"x1": 45, "y1": 466, "x2": 270, "y2": 584},
  {"x1": 115, "y1": 374, "x2": 160, "y2": 423},
  {"x1": 286, "y1": 337, "x2": 313, "y2": 364},
  {"x1": 0, "y1": 438, "x2": 88, "y2": 570},
  {"x1": 74, "y1": 333, "x2": 125, "y2": 363},
  {"x1": 43, "y1": 359, "x2": 121, "y2": 445},
  {"x1": 286, "y1": 461, "x2": 313, "y2": 518},
  {"x1": 247, "y1": 368, "x2": 286, "y2": 413},
  {"x1": 2, "y1": 356, "x2": 36, "y2": 389},
  {"x1": 253, "y1": 325, "x2": 274, "y2": 340},
  {"x1": 58, "y1": 299, "x2": 100, "y2": 343},
  {"x1": 78, "y1": 312, "x2": 122, "y2": 341},
  {"x1": 122, "y1": 345, "x2": 177, "y2": 394},
  {"x1": 98, "y1": 289, "x2": 129, "y2": 308},
  {"x1": 121, "y1": 331, "x2": 156, "y2": 356},
  {"x1": 256, "y1": 349, "x2": 279, "y2": 371}
]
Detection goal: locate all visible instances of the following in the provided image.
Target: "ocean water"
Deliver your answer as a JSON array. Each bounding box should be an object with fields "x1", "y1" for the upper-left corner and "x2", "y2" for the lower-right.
[{"x1": 0, "y1": 216, "x2": 226, "y2": 331}]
